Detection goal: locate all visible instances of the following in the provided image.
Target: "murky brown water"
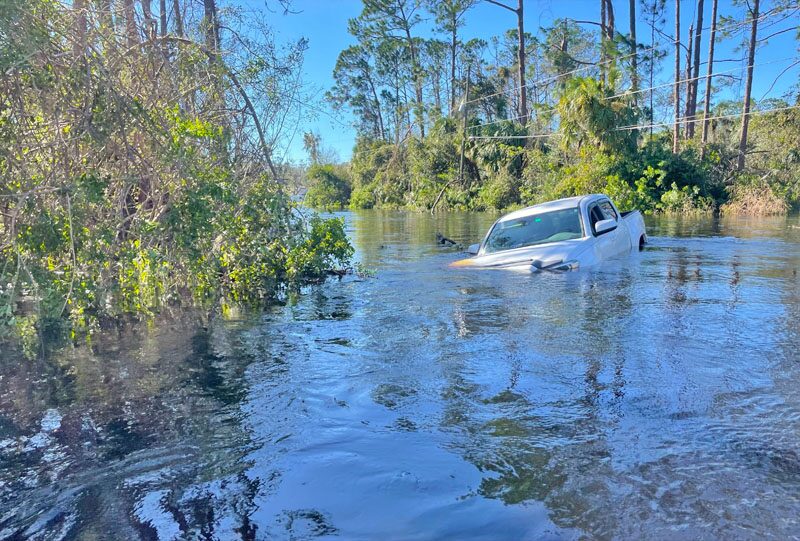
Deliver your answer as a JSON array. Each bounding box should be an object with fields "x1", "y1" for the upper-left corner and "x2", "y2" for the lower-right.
[{"x1": 2, "y1": 211, "x2": 800, "y2": 540}]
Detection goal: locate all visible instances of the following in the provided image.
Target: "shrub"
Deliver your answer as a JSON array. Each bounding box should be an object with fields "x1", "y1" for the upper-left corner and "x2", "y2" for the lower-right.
[
  {"x1": 304, "y1": 164, "x2": 352, "y2": 209},
  {"x1": 658, "y1": 182, "x2": 715, "y2": 214},
  {"x1": 721, "y1": 177, "x2": 790, "y2": 216},
  {"x1": 478, "y1": 170, "x2": 521, "y2": 210}
]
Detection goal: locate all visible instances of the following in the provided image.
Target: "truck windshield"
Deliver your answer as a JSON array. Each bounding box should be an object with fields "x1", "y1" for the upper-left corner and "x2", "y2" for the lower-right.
[{"x1": 483, "y1": 208, "x2": 583, "y2": 253}]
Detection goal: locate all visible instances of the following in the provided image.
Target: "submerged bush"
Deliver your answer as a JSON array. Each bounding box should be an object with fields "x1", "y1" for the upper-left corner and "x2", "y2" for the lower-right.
[
  {"x1": 1, "y1": 108, "x2": 354, "y2": 344},
  {"x1": 721, "y1": 177, "x2": 790, "y2": 216},
  {"x1": 0, "y1": 0, "x2": 358, "y2": 349},
  {"x1": 658, "y1": 183, "x2": 715, "y2": 213}
]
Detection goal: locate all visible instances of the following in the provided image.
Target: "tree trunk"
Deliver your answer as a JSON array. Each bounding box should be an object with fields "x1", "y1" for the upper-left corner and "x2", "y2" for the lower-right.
[
  {"x1": 686, "y1": 0, "x2": 704, "y2": 138},
  {"x1": 700, "y1": 0, "x2": 718, "y2": 157},
  {"x1": 172, "y1": 0, "x2": 184, "y2": 36},
  {"x1": 605, "y1": 0, "x2": 615, "y2": 39},
  {"x1": 600, "y1": 0, "x2": 607, "y2": 84},
  {"x1": 141, "y1": 0, "x2": 156, "y2": 41},
  {"x1": 73, "y1": 0, "x2": 87, "y2": 58},
  {"x1": 737, "y1": 0, "x2": 759, "y2": 171},
  {"x1": 649, "y1": 0, "x2": 657, "y2": 136},
  {"x1": 629, "y1": 0, "x2": 638, "y2": 98},
  {"x1": 396, "y1": 2, "x2": 425, "y2": 139},
  {"x1": 366, "y1": 73, "x2": 385, "y2": 141},
  {"x1": 516, "y1": 0, "x2": 527, "y2": 124},
  {"x1": 485, "y1": 0, "x2": 526, "y2": 122},
  {"x1": 673, "y1": 0, "x2": 680, "y2": 153},
  {"x1": 159, "y1": 0, "x2": 167, "y2": 37},
  {"x1": 404, "y1": 30, "x2": 425, "y2": 138},
  {"x1": 450, "y1": 20, "x2": 457, "y2": 115},
  {"x1": 683, "y1": 22, "x2": 693, "y2": 131},
  {"x1": 203, "y1": 0, "x2": 220, "y2": 53},
  {"x1": 122, "y1": 0, "x2": 139, "y2": 47}
]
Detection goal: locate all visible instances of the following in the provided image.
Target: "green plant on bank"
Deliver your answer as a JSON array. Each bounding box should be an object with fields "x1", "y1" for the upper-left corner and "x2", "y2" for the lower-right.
[
  {"x1": 328, "y1": 100, "x2": 797, "y2": 214},
  {"x1": 304, "y1": 164, "x2": 352, "y2": 209},
  {"x1": 324, "y1": 1, "x2": 800, "y2": 217},
  {"x1": 0, "y1": 0, "x2": 354, "y2": 351}
]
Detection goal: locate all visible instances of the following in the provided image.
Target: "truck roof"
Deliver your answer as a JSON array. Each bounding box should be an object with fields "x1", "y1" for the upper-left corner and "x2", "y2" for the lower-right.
[{"x1": 497, "y1": 194, "x2": 607, "y2": 223}]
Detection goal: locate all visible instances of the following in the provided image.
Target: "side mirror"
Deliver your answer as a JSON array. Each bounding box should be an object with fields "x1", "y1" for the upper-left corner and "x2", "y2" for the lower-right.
[
  {"x1": 595, "y1": 218, "x2": 617, "y2": 235},
  {"x1": 467, "y1": 243, "x2": 480, "y2": 255}
]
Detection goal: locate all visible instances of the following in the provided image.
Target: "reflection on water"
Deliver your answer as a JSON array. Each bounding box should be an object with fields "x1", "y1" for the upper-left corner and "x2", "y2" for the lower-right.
[{"x1": 2, "y1": 211, "x2": 800, "y2": 539}]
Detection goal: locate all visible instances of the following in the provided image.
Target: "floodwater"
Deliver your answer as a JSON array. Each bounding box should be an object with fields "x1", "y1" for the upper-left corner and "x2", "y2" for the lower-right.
[{"x1": 2, "y1": 211, "x2": 800, "y2": 540}]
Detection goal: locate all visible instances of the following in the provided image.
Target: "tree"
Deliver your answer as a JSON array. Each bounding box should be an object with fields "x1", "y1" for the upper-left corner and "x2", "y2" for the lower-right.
[
  {"x1": 685, "y1": 0, "x2": 705, "y2": 138},
  {"x1": 356, "y1": 0, "x2": 426, "y2": 138},
  {"x1": 629, "y1": 0, "x2": 639, "y2": 97},
  {"x1": 700, "y1": 0, "x2": 718, "y2": 156},
  {"x1": 640, "y1": 0, "x2": 666, "y2": 134},
  {"x1": 422, "y1": 39, "x2": 449, "y2": 114},
  {"x1": 484, "y1": 0, "x2": 527, "y2": 124},
  {"x1": 72, "y1": 0, "x2": 87, "y2": 58},
  {"x1": 123, "y1": 0, "x2": 139, "y2": 46},
  {"x1": 203, "y1": 0, "x2": 221, "y2": 56},
  {"x1": 599, "y1": 0, "x2": 615, "y2": 84},
  {"x1": 542, "y1": 20, "x2": 598, "y2": 88},
  {"x1": 304, "y1": 165, "x2": 352, "y2": 209},
  {"x1": 0, "y1": 0, "x2": 353, "y2": 334},
  {"x1": 328, "y1": 44, "x2": 387, "y2": 140},
  {"x1": 429, "y1": 0, "x2": 476, "y2": 115},
  {"x1": 557, "y1": 77, "x2": 638, "y2": 154},
  {"x1": 673, "y1": 0, "x2": 681, "y2": 153},
  {"x1": 737, "y1": 0, "x2": 760, "y2": 171},
  {"x1": 173, "y1": 0, "x2": 184, "y2": 36},
  {"x1": 303, "y1": 132, "x2": 322, "y2": 164}
]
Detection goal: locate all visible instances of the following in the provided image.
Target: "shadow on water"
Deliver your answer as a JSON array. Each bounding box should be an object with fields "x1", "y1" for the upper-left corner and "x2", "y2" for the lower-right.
[{"x1": 2, "y1": 210, "x2": 800, "y2": 539}]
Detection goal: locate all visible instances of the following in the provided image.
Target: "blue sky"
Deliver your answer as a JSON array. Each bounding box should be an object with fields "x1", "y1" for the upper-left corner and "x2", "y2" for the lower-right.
[{"x1": 251, "y1": 0, "x2": 799, "y2": 163}]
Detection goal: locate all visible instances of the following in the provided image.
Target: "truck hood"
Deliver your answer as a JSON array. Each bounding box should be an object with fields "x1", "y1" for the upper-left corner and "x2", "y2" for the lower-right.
[{"x1": 450, "y1": 239, "x2": 589, "y2": 270}]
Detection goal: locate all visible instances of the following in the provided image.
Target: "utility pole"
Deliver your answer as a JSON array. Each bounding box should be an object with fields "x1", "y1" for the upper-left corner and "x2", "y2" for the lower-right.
[{"x1": 459, "y1": 65, "x2": 471, "y2": 184}]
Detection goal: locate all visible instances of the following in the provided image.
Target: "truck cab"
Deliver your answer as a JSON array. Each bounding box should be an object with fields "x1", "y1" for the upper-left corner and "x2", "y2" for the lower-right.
[{"x1": 452, "y1": 194, "x2": 647, "y2": 271}]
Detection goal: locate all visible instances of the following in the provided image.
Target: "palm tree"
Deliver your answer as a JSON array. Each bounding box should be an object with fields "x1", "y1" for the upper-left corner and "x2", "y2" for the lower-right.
[{"x1": 557, "y1": 77, "x2": 638, "y2": 154}]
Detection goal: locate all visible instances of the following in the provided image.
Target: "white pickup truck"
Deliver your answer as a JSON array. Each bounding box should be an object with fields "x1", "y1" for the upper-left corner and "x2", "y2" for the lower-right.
[{"x1": 451, "y1": 194, "x2": 647, "y2": 272}]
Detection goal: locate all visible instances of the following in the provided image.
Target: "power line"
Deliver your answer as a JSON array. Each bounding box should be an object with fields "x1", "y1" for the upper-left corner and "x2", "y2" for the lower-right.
[
  {"x1": 616, "y1": 103, "x2": 800, "y2": 131},
  {"x1": 467, "y1": 103, "x2": 800, "y2": 140},
  {"x1": 606, "y1": 54, "x2": 798, "y2": 100},
  {"x1": 468, "y1": 133, "x2": 558, "y2": 140},
  {"x1": 464, "y1": 6, "x2": 796, "y2": 107},
  {"x1": 469, "y1": 55, "x2": 797, "y2": 133}
]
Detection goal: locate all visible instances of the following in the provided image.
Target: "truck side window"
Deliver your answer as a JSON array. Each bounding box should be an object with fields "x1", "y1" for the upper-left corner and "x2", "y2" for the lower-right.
[
  {"x1": 599, "y1": 201, "x2": 618, "y2": 220},
  {"x1": 589, "y1": 205, "x2": 605, "y2": 235}
]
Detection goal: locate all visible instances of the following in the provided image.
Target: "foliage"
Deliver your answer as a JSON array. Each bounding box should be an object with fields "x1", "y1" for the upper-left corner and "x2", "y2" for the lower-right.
[
  {"x1": 721, "y1": 176, "x2": 790, "y2": 216},
  {"x1": 477, "y1": 171, "x2": 521, "y2": 210},
  {"x1": 304, "y1": 165, "x2": 352, "y2": 209},
  {"x1": 0, "y1": 0, "x2": 353, "y2": 345},
  {"x1": 327, "y1": 0, "x2": 800, "y2": 217},
  {"x1": 557, "y1": 77, "x2": 639, "y2": 155},
  {"x1": 286, "y1": 216, "x2": 354, "y2": 281}
]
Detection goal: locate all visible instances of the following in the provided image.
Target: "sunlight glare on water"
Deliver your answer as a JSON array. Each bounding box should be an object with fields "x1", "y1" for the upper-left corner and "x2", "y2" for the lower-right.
[{"x1": 2, "y1": 211, "x2": 800, "y2": 540}]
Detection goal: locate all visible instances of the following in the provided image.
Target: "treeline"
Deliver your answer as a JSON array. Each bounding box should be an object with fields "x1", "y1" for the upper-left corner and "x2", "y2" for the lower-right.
[
  {"x1": 308, "y1": 0, "x2": 800, "y2": 215},
  {"x1": 0, "y1": 0, "x2": 352, "y2": 343}
]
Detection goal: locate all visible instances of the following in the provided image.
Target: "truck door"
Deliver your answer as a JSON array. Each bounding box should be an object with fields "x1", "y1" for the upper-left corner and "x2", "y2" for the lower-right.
[
  {"x1": 598, "y1": 200, "x2": 631, "y2": 255},
  {"x1": 587, "y1": 200, "x2": 628, "y2": 260}
]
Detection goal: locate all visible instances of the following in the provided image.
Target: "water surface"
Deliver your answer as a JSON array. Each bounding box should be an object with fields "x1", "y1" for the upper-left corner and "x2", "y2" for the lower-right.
[{"x1": 2, "y1": 211, "x2": 800, "y2": 540}]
